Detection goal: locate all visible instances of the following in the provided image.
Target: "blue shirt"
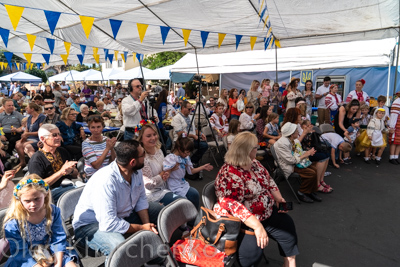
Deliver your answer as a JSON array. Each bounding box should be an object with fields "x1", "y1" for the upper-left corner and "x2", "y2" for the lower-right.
[
  {"x1": 55, "y1": 120, "x2": 82, "y2": 146},
  {"x1": 71, "y1": 102, "x2": 80, "y2": 112},
  {"x1": 177, "y1": 87, "x2": 185, "y2": 98},
  {"x1": 72, "y1": 161, "x2": 149, "y2": 233}
]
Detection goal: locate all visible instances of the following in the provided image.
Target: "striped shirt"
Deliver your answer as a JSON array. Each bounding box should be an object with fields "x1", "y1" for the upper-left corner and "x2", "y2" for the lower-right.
[{"x1": 82, "y1": 136, "x2": 111, "y2": 177}]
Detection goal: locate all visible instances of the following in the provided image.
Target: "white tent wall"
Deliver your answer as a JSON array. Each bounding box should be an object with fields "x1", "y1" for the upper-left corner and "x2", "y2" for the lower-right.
[{"x1": 220, "y1": 66, "x2": 400, "y2": 101}]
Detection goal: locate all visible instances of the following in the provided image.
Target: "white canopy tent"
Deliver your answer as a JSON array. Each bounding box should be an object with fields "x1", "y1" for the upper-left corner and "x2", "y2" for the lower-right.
[
  {"x1": 85, "y1": 68, "x2": 123, "y2": 81},
  {"x1": 108, "y1": 66, "x2": 151, "y2": 80},
  {"x1": 71, "y1": 69, "x2": 101, "y2": 81},
  {"x1": 0, "y1": 1, "x2": 397, "y2": 65},
  {"x1": 145, "y1": 65, "x2": 171, "y2": 80},
  {"x1": 171, "y1": 38, "x2": 397, "y2": 74},
  {"x1": 48, "y1": 70, "x2": 80, "y2": 82},
  {"x1": 0, "y1": 71, "x2": 42, "y2": 82}
]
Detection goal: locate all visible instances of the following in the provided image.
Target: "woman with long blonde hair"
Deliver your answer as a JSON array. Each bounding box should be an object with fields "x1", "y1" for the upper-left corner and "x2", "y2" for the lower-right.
[{"x1": 247, "y1": 80, "x2": 261, "y2": 110}]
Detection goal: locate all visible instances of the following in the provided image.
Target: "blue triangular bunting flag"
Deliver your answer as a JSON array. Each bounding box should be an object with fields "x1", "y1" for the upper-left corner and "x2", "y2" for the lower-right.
[
  {"x1": 4, "y1": 52, "x2": 13, "y2": 67},
  {"x1": 200, "y1": 31, "x2": 209, "y2": 48},
  {"x1": 14, "y1": 63, "x2": 18, "y2": 70},
  {"x1": 0, "y1": 28, "x2": 9, "y2": 47},
  {"x1": 107, "y1": 53, "x2": 113, "y2": 63},
  {"x1": 77, "y1": 54, "x2": 84, "y2": 65},
  {"x1": 22, "y1": 62, "x2": 26, "y2": 70},
  {"x1": 36, "y1": 63, "x2": 41, "y2": 69},
  {"x1": 42, "y1": 54, "x2": 50, "y2": 65},
  {"x1": 260, "y1": 7, "x2": 267, "y2": 23},
  {"x1": 235, "y1": 35, "x2": 242, "y2": 50},
  {"x1": 44, "y1": 10, "x2": 61, "y2": 35},
  {"x1": 271, "y1": 38, "x2": 275, "y2": 48},
  {"x1": 264, "y1": 37, "x2": 271, "y2": 50},
  {"x1": 104, "y1": 48, "x2": 109, "y2": 58},
  {"x1": 124, "y1": 51, "x2": 128, "y2": 61},
  {"x1": 46, "y1": 38, "x2": 55, "y2": 54},
  {"x1": 136, "y1": 53, "x2": 143, "y2": 62},
  {"x1": 160, "y1": 26, "x2": 170, "y2": 45},
  {"x1": 109, "y1": 19, "x2": 122, "y2": 39},
  {"x1": 80, "y1": 44, "x2": 86, "y2": 56}
]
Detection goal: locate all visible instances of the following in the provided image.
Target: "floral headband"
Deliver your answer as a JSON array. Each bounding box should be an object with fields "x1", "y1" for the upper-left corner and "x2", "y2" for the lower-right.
[
  {"x1": 14, "y1": 178, "x2": 49, "y2": 200},
  {"x1": 178, "y1": 96, "x2": 187, "y2": 101},
  {"x1": 134, "y1": 119, "x2": 154, "y2": 133}
]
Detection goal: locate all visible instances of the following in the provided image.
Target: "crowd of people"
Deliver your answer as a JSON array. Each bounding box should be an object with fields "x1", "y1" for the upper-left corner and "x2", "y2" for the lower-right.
[{"x1": 1, "y1": 75, "x2": 400, "y2": 267}]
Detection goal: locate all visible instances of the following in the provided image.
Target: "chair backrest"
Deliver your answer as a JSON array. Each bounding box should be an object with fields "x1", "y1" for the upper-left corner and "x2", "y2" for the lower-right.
[
  {"x1": 319, "y1": 123, "x2": 334, "y2": 133},
  {"x1": 0, "y1": 208, "x2": 7, "y2": 238},
  {"x1": 222, "y1": 135, "x2": 228, "y2": 151},
  {"x1": 202, "y1": 126, "x2": 213, "y2": 137},
  {"x1": 56, "y1": 186, "x2": 85, "y2": 221},
  {"x1": 106, "y1": 230, "x2": 167, "y2": 267},
  {"x1": 202, "y1": 181, "x2": 217, "y2": 210},
  {"x1": 76, "y1": 157, "x2": 85, "y2": 176},
  {"x1": 270, "y1": 145, "x2": 283, "y2": 171},
  {"x1": 157, "y1": 199, "x2": 198, "y2": 244}
]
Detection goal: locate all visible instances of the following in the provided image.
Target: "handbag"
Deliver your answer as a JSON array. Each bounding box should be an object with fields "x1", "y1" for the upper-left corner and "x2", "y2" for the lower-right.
[
  {"x1": 236, "y1": 99, "x2": 245, "y2": 112},
  {"x1": 190, "y1": 207, "x2": 241, "y2": 256}
]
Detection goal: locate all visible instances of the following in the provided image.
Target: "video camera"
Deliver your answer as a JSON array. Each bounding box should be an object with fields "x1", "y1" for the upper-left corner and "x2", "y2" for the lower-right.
[{"x1": 193, "y1": 74, "x2": 204, "y2": 83}]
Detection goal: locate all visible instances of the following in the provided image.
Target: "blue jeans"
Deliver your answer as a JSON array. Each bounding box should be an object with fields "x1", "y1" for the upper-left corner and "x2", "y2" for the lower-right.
[
  {"x1": 124, "y1": 130, "x2": 135, "y2": 140},
  {"x1": 159, "y1": 192, "x2": 184, "y2": 206},
  {"x1": 191, "y1": 140, "x2": 208, "y2": 164},
  {"x1": 231, "y1": 114, "x2": 240, "y2": 121},
  {"x1": 74, "y1": 201, "x2": 163, "y2": 256},
  {"x1": 51, "y1": 184, "x2": 75, "y2": 204},
  {"x1": 185, "y1": 187, "x2": 200, "y2": 210}
]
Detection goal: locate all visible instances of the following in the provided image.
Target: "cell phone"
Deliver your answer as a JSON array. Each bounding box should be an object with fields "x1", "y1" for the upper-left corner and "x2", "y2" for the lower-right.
[{"x1": 279, "y1": 202, "x2": 293, "y2": 211}]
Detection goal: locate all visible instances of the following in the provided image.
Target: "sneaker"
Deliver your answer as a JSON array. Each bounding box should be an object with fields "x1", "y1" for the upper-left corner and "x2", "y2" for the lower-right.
[
  {"x1": 343, "y1": 159, "x2": 352, "y2": 165},
  {"x1": 297, "y1": 192, "x2": 313, "y2": 203},
  {"x1": 364, "y1": 159, "x2": 370, "y2": 164},
  {"x1": 324, "y1": 172, "x2": 332, "y2": 177},
  {"x1": 389, "y1": 159, "x2": 399, "y2": 165}
]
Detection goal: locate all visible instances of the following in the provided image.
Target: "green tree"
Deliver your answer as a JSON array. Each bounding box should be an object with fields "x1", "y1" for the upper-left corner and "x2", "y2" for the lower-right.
[
  {"x1": 68, "y1": 64, "x2": 101, "y2": 71},
  {"x1": 142, "y1": 52, "x2": 185, "y2": 70},
  {"x1": 25, "y1": 67, "x2": 48, "y2": 83}
]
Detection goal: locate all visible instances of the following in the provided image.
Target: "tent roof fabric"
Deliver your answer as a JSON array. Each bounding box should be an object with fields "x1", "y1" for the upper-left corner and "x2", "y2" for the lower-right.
[
  {"x1": 85, "y1": 68, "x2": 123, "y2": 81},
  {"x1": 171, "y1": 38, "x2": 397, "y2": 74},
  {"x1": 0, "y1": 71, "x2": 42, "y2": 82},
  {"x1": 0, "y1": 0, "x2": 398, "y2": 65},
  {"x1": 144, "y1": 65, "x2": 171, "y2": 80},
  {"x1": 48, "y1": 70, "x2": 80, "y2": 82},
  {"x1": 108, "y1": 66, "x2": 151, "y2": 80}
]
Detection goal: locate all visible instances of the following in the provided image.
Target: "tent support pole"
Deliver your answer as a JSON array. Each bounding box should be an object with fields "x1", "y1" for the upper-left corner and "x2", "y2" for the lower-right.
[
  {"x1": 275, "y1": 45, "x2": 278, "y2": 82},
  {"x1": 68, "y1": 63, "x2": 76, "y2": 92},
  {"x1": 387, "y1": 50, "x2": 392, "y2": 106},
  {"x1": 393, "y1": 35, "x2": 400, "y2": 100}
]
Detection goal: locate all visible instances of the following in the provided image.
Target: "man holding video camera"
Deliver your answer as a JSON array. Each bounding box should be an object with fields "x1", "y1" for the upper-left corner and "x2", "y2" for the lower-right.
[{"x1": 122, "y1": 78, "x2": 157, "y2": 140}]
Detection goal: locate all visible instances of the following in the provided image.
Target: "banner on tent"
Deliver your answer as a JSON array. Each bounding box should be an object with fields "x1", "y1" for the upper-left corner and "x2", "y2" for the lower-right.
[{"x1": 300, "y1": 70, "x2": 313, "y2": 86}]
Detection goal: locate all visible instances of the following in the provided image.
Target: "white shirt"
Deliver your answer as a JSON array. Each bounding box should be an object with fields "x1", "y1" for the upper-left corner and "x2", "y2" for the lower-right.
[
  {"x1": 321, "y1": 132, "x2": 344, "y2": 149},
  {"x1": 105, "y1": 103, "x2": 116, "y2": 110},
  {"x1": 60, "y1": 84, "x2": 69, "y2": 91},
  {"x1": 316, "y1": 84, "x2": 330, "y2": 109},
  {"x1": 121, "y1": 94, "x2": 156, "y2": 128},
  {"x1": 239, "y1": 113, "x2": 256, "y2": 130}
]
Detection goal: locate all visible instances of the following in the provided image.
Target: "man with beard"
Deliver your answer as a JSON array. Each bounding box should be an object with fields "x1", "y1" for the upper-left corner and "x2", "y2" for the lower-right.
[{"x1": 73, "y1": 140, "x2": 163, "y2": 258}]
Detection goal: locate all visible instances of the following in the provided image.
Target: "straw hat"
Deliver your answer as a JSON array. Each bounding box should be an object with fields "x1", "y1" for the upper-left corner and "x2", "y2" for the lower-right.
[
  {"x1": 291, "y1": 77, "x2": 300, "y2": 82},
  {"x1": 281, "y1": 122, "x2": 298, "y2": 137}
]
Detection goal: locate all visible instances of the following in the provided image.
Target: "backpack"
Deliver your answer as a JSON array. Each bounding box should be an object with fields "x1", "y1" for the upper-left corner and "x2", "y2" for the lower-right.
[{"x1": 310, "y1": 132, "x2": 330, "y2": 153}]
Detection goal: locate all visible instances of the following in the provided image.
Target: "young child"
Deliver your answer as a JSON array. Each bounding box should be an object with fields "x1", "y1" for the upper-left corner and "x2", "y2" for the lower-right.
[
  {"x1": 263, "y1": 113, "x2": 281, "y2": 145},
  {"x1": 325, "y1": 84, "x2": 343, "y2": 125},
  {"x1": 343, "y1": 118, "x2": 361, "y2": 164},
  {"x1": 321, "y1": 132, "x2": 352, "y2": 169},
  {"x1": 363, "y1": 108, "x2": 387, "y2": 165},
  {"x1": 163, "y1": 135, "x2": 213, "y2": 209},
  {"x1": 3, "y1": 175, "x2": 77, "y2": 267},
  {"x1": 359, "y1": 104, "x2": 371, "y2": 129},
  {"x1": 227, "y1": 119, "x2": 241, "y2": 149},
  {"x1": 375, "y1": 95, "x2": 390, "y2": 122},
  {"x1": 261, "y1": 79, "x2": 271, "y2": 98}
]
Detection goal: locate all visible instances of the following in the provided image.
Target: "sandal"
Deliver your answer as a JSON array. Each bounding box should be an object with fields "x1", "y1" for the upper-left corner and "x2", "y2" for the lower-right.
[
  {"x1": 318, "y1": 184, "x2": 333, "y2": 193},
  {"x1": 320, "y1": 181, "x2": 334, "y2": 191},
  {"x1": 338, "y1": 159, "x2": 344, "y2": 164}
]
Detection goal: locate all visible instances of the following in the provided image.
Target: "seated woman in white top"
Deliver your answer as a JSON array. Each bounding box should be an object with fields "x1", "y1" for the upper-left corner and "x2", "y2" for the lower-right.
[{"x1": 239, "y1": 102, "x2": 256, "y2": 131}]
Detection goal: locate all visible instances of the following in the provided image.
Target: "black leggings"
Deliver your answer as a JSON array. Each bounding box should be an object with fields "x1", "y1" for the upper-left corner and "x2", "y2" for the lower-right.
[{"x1": 237, "y1": 208, "x2": 299, "y2": 267}]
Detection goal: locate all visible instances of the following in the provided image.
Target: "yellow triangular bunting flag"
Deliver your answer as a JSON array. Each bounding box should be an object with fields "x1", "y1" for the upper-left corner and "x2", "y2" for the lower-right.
[
  {"x1": 266, "y1": 27, "x2": 272, "y2": 38},
  {"x1": 23, "y1": 53, "x2": 32, "y2": 66},
  {"x1": 29, "y1": 63, "x2": 33, "y2": 70},
  {"x1": 275, "y1": 39, "x2": 281, "y2": 48},
  {"x1": 182, "y1": 29, "x2": 191, "y2": 47},
  {"x1": 93, "y1": 54, "x2": 100, "y2": 64},
  {"x1": 16, "y1": 63, "x2": 20, "y2": 70},
  {"x1": 4, "y1": 63, "x2": 8, "y2": 69},
  {"x1": 5, "y1": 5, "x2": 24, "y2": 31},
  {"x1": 218, "y1": 33, "x2": 226, "y2": 48},
  {"x1": 137, "y1": 23, "x2": 149, "y2": 43},
  {"x1": 263, "y1": 15, "x2": 269, "y2": 30},
  {"x1": 132, "y1": 53, "x2": 136, "y2": 62},
  {"x1": 120, "y1": 53, "x2": 125, "y2": 63},
  {"x1": 250, "y1": 36, "x2": 257, "y2": 50},
  {"x1": 268, "y1": 36, "x2": 274, "y2": 49},
  {"x1": 60, "y1": 54, "x2": 68, "y2": 65},
  {"x1": 26, "y1": 34, "x2": 36, "y2": 51},
  {"x1": 64, "y1": 42, "x2": 71, "y2": 55},
  {"x1": 93, "y1": 47, "x2": 98, "y2": 55},
  {"x1": 0, "y1": 62, "x2": 3, "y2": 70},
  {"x1": 42, "y1": 63, "x2": 45, "y2": 68},
  {"x1": 114, "y1": 50, "x2": 118, "y2": 61},
  {"x1": 79, "y1": 16, "x2": 95, "y2": 39}
]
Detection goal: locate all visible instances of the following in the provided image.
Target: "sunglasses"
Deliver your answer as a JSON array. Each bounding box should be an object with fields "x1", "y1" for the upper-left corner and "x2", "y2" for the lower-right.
[
  {"x1": 44, "y1": 107, "x2": 54, "y2": 110},
  {"x1": 48, "y1": 133, "x2": 61, "y2": 138},
  {"x1": 246, "y1": 106, "x2": 253, "y2": 109},
  {"x1": 133, "y1": 85, "x2": 143, "y2": 89}
]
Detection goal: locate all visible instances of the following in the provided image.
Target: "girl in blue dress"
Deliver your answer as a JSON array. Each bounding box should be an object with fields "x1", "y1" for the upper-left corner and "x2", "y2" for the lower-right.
[{"x1": 3, "y1": 174, "x2": 77, "y2": 267}]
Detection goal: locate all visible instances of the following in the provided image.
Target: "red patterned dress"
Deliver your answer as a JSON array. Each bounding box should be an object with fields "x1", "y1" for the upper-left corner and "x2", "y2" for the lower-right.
[
  {"x1": 389, "y1": 98, "x2": 400, "y2": 145},
  {"x1": 213, "y1": 160, "x2": 279, "y2": 222}
]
